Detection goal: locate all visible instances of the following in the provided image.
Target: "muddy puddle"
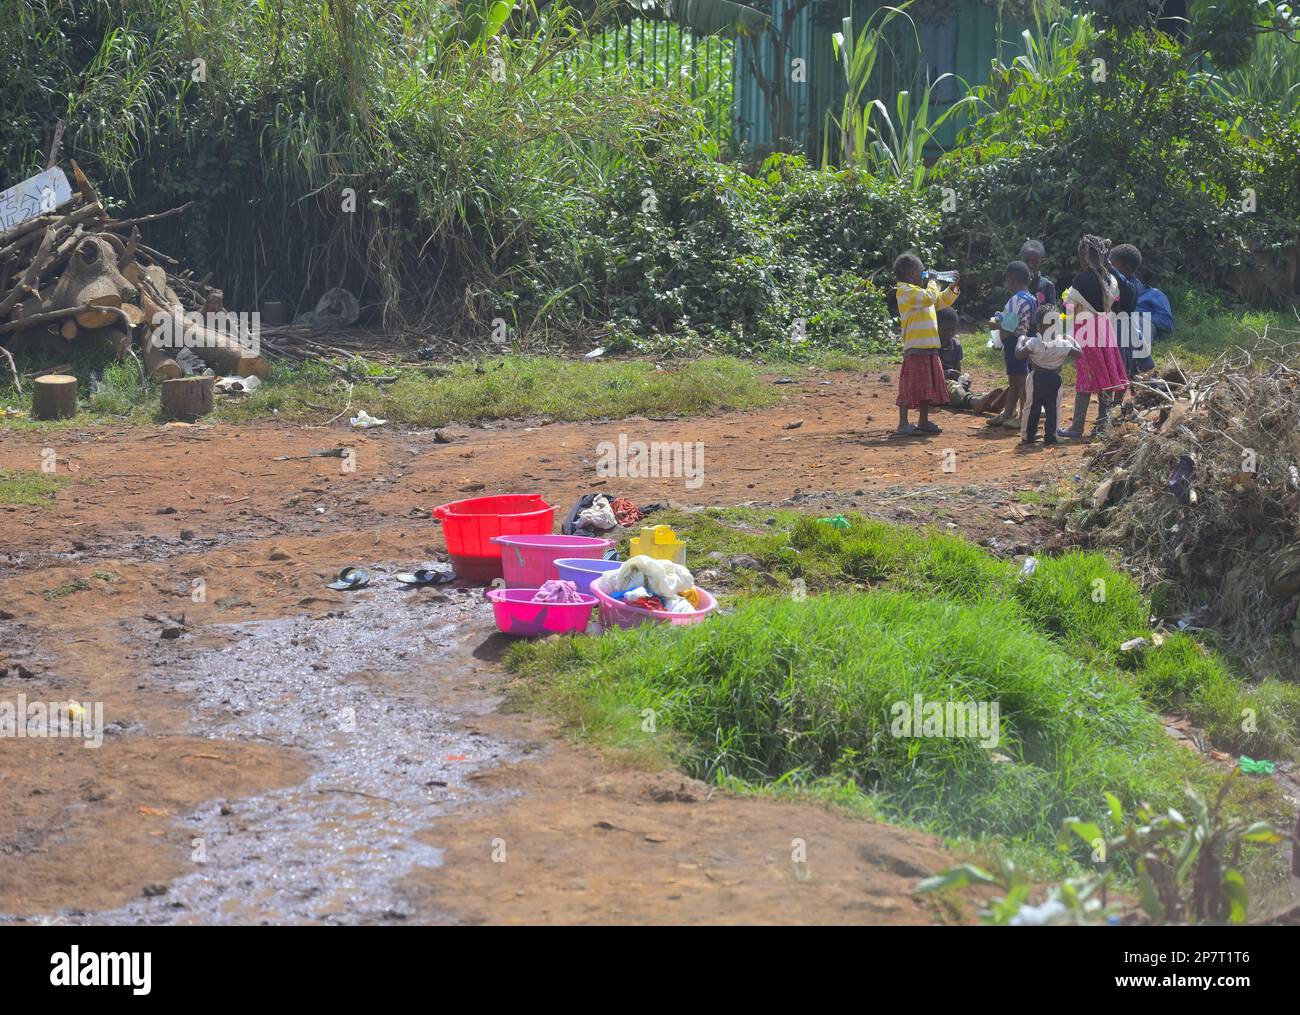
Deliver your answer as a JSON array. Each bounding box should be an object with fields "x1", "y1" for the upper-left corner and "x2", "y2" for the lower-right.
[{"x1": 22, "y1": 579, "x2": 522, "y2": 925}]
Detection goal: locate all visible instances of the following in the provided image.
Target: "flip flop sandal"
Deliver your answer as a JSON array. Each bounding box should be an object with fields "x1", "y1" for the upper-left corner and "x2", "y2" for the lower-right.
[
  {"x1": 985, "y1": 415, "x2": 1007, "y2": 428},
  {"x1": 326, "y1": 566, "x2": 370, "y2": 591},
  {"x1": 395, "y1": 567, "x2": 455, "y2": 587},
  {"x1": 916, "y1": 422, "x2": 942, "y2": 434},
  {"x1": 1057, "y1": 428, "x2": 1084, "y2": 439},
  {"x1": 895, "y1": 424, "x2": 921, "y2": 437}
]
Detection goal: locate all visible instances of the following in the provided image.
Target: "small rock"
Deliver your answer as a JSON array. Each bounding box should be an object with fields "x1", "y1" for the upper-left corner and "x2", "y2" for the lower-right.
[
  {"x1": 179, "y1": 529, "x2": 195, "y2": 541},
  {"x1": 156, "y1": 506, "x2": 178, "y2": 515},
  {"x1": 160, "y1": 626, "x2": 184, "y2": 640},
  {"x1": 142, "y1": 884, "x2": 168, "y2": 898},
  {"x1": 783, "y1": 420, "x2": 803, "y2": 430},
  {"x1": 268, "y1": 550, "x2": 290, "y2": 561}
]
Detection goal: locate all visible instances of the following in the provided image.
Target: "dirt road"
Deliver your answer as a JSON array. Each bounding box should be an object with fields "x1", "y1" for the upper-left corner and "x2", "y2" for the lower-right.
[{"x1": 0, "y1": 369, "x2": 1081, "y2": 924}]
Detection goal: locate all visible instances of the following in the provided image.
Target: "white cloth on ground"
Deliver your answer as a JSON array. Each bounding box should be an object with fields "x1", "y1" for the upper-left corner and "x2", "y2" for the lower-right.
[{"x1": 576, "y1": 494, "x2": 618, "y2": 530}]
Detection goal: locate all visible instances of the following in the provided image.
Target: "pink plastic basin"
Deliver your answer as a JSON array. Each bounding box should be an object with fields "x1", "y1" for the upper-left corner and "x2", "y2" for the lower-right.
[
  {"x1": 590, "y1": 584, "x2": 718, "y2": 629},
  {"x1": 486, "y1": 587, "x2": 598, "y2": 637},
  {"x1": 491, "y1": 534, "x2": 614, "y2": 588}
]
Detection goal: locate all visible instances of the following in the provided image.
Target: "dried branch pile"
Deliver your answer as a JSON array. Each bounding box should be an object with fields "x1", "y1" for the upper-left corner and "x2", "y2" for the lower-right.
[
  {"x1": 0, "y1": 160, "x2": 267, "y2": 388},
  {"x1": 1072, "y1": 338, "x2": 1300, "y2": 658}
]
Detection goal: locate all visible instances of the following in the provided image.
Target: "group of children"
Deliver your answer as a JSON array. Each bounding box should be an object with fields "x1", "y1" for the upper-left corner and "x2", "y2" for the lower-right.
[{"x1": 893, "y1": 235, "x2": 1171, "y2": 443}]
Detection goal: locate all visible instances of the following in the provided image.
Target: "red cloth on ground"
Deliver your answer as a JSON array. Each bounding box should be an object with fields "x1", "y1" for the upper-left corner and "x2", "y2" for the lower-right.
[
  {"x1": 895, "y1": 353, "x2": 949, "y2": 410},
  {"x1": 610, "y1": 496, "x2": 643, "y2": 528}
]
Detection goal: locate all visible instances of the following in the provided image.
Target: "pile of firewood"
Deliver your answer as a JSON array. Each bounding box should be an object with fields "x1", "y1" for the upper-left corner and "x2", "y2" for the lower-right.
[{"x1": 0, "y1": 159, "x2": 267, "y2": 393}]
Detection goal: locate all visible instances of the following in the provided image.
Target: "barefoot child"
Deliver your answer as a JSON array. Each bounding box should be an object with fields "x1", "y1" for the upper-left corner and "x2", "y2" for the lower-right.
[
  {"x1": 986, "y1": 260, "x2": 1037, "y2": 430},
  {"x1": 893, "y1": 254, "x2": 959, "y2": 436},
  {"x1": 938, "y1": 308, "x2": 1005, "y2": 414}
]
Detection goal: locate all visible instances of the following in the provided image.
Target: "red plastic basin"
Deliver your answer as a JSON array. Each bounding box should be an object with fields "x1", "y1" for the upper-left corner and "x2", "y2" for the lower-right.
[{"x1": 433, "y1": 494, "x2": 556, "y2": 582}]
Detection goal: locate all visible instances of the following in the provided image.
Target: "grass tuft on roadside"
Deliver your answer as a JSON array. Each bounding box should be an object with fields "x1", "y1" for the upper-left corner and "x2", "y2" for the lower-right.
[{"x1": 0, "y1": 468, "x2": 68, "y2": 506}]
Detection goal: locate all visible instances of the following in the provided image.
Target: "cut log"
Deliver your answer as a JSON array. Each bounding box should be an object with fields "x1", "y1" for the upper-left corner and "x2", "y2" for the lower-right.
[
  {"x1": 142, "y1": 333, "x2": 182, "y2": 380},
  {"x1": 161, "y1": 375, "x2": 213, "y2": 421},
  {"x1": 19, "y1": 235, "x2": 135, "y2": 328},
  {"x1": 118, "y1": 302, "x2": 145, "y2": 328},
  {"x1": 59, "y1": 318, "x2": 78, "y2": 341},
  {"x1": 31, "y1": 374, "x2": 77, "y2": 420},
  {"x1": 185, "y1": 325, "x2": 270, "y2": 379},
  {"x1": 75, "y1": 294, "x2": 124, "y2": 329}
]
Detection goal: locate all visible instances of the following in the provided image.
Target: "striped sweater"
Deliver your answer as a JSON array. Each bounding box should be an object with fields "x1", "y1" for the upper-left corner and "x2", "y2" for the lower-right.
[{"x1": 896, "y1": 281, "x2": 959, "y2": 353}]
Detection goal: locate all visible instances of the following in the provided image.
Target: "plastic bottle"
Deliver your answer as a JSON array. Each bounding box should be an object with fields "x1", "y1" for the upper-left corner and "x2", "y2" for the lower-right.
[{"x1": 924, "y1": 269, "x2": 960, "y2": 284}]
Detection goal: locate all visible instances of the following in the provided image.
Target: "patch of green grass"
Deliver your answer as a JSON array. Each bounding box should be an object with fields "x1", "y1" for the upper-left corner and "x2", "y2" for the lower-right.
[
  {"x1": 655, "y1": 508, "x2": 1298, "y2": 760},
  {"x1": 2, "y1": 354, "x2": 779, "y2": 429},
  {"x1": 219, "y1": 356, "x2": 778, "y2": 427},
  {"x1": 43, "y1": 577, "x2": 91, "y2": 600},
  {"x1": 510, "y1": 591, "x2": 1228, "y2": 851},
  {"x1": 0, "y1": 469, "x2": 69, "y2": 506}
]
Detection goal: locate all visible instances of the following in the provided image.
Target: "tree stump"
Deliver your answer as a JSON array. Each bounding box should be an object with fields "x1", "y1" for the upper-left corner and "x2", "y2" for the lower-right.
[
  {"x1": 161, "y1": 375, "x2": 213, "y2": 421},
  {"x1": 31, "y1": 374, "x2": 77, "y2": 420}
]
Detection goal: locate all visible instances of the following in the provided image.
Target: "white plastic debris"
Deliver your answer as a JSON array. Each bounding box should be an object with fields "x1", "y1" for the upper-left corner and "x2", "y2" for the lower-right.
[
  {"x1": 1120, "y1": 637, "x2": 1149, "y2": 652},
  {"x1": 1018, "y1": 556, "x2": 1038, "y2": 580},
  {"x1": 350, "y1": 410, "x2": 387, "y2": 429},
  {"x1": 214, "y1": 374, "x2": 261, "y2": 394},
  {"x1": 1009, "y1": 899, "x2": 1069, "y2": 926}
]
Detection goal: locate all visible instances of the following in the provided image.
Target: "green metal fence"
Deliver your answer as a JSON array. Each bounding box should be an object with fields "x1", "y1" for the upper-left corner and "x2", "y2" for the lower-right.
[{"x1": 548, "y1": 21, "x2": 735, "y2": 143}]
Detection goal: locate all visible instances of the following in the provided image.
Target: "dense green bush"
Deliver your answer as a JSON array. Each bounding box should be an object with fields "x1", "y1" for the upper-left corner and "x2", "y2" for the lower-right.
[
  {"x1": 542, "y1": 153, "x2": 935, "y2": 357},
  {"x1": 935, "y1": 29, "x2": 1300, "y2": 308}
]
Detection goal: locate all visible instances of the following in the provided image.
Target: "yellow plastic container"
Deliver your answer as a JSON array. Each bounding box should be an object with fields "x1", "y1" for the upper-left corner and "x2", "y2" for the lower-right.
[{"x1": 629, "y1": 524, "x2": 687, "y2": 566}]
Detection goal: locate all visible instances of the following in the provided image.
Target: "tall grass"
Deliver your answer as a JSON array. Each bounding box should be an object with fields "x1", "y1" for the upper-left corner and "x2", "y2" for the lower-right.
[
  {"x1": 2, "y1": 0, "x2": 729, "y2": 332},
  {"x1": 1200, "y1": 31, "x2": 1300, "y2": 129}
]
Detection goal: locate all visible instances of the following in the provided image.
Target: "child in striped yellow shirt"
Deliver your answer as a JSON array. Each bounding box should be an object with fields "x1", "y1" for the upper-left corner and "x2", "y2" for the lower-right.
[{"x1": 893, "y1": 253, "x2": 959, "y2": 436}]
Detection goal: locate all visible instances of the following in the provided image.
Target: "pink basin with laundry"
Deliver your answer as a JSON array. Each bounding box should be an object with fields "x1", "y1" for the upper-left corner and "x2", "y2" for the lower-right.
[
  {"x1": 591, "y1": 584, "x2": 717, "y2": 629},
  {"x1": 491, "y1": 534, "x2": 614, "y2": 588},
  {"x1": 486, "y1": 587, "x2": 598, "y2": 637}
]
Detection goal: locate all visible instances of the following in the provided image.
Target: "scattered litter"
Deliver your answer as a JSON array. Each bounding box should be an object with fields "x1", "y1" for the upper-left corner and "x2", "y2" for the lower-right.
[
  {"x1": 214, "y1": 374, "x2": 262, "y2": 395},
  {"x1": 1018, "y1": 556, "x2": 1038, "y2": 580},
  {"x1": 1119, "y1": 637, "x2": 1149, "y2": 652},
  {"x1": 1239, "y1": 756, "x2": 1276, "y2": 775},
  {"x1": 817, "y1": 515, "x2": 851, "y2": 530},
  {"x1": 783, "y1": 419, "x2": 803, "y2": 430},
  {"x1": 292, "y1": 286, "x2": 360, "y2": 331},
  {"x1": 584, "y1": 346, "x2": 606, "y2": 359},
  {"x1": 350, "y1": 410, "x2": 387, "y2": 429}
]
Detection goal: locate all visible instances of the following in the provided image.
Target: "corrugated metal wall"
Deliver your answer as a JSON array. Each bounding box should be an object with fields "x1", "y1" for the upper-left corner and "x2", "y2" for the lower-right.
[{"x1": 731, "y1": 0, "x2": 1029, "y2": 158}]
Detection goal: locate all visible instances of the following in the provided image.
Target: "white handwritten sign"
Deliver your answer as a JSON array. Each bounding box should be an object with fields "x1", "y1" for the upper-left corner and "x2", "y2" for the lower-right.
[{"x1": 0, "y1": 168, "x2": 73, "y2": 230}]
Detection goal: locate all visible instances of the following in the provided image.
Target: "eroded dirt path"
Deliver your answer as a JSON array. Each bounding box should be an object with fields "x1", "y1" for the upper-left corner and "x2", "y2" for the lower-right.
[{"x1": 0, "y1": 369, "x2": 1079, "y2": 924}]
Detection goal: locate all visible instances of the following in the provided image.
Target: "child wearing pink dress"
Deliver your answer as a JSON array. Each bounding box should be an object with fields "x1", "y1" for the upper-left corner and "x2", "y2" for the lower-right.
[{"x1": 1058, "y1": 235, "x2": 1128, "y2": 438}]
